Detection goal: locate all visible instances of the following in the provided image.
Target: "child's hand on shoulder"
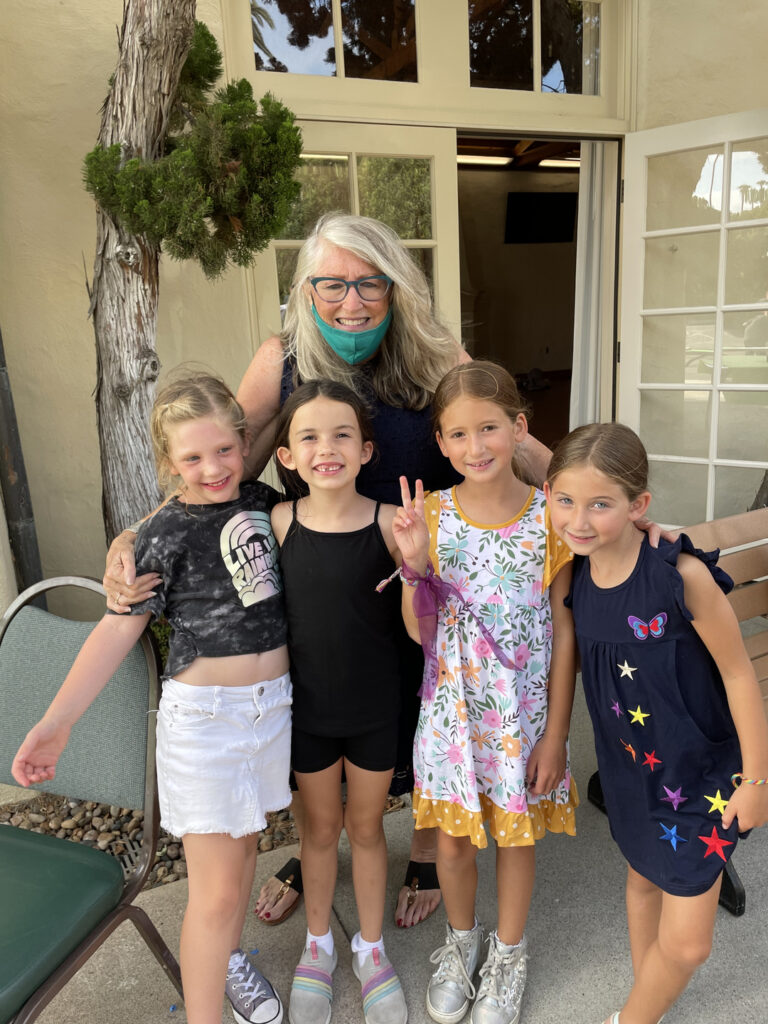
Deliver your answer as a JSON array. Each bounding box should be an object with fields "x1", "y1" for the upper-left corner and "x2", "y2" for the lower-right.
[
  {"x1": 722, "y1": 778, "x2": 768, "y2": 832},
  {"x1": 393, "y1": 476, "x2": 430, "y2": 573},
  {"x1": 526, "y1": 731, "x2": 567, "y2": 796}
]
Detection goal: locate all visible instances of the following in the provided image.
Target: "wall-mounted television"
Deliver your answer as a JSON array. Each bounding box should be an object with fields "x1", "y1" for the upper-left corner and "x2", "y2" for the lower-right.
[{"x1": 504, "y1": 191, "x2": 578, "y2": 244}]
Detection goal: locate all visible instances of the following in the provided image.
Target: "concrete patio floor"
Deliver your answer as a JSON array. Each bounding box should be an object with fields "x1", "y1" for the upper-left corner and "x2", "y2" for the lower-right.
[{"x1": 4, "y1": 681, "x2": 766, "y2": 1024}]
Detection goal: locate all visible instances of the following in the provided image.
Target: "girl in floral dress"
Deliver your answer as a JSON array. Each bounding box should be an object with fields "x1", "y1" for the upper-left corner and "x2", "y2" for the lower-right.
[{"x1": 393, "y1": 361, "x2": 578, "y2": 1024}]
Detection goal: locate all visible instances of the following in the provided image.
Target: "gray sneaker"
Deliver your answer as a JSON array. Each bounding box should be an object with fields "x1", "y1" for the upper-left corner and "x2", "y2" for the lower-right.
[
  {"x1": 226, "y1": 949, "x2": 283, "y2": 1024},
  {"x1": 426, "y1": 923, "x2": 484, "y2": 1024},
  {"x1": 470, "y1": 932, "x2": 527, "y2": 1024}
]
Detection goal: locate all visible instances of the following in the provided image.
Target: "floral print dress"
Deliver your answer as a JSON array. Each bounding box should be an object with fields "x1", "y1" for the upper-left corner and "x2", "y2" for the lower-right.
[{"x1": 412, "y1": 486, "x2": 578, "y2": 848}]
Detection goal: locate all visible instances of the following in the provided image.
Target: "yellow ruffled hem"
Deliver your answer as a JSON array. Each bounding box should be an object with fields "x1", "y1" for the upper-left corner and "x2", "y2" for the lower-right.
[{"x1": 413, "y1": 780, "x2": 579, "y2": 849}]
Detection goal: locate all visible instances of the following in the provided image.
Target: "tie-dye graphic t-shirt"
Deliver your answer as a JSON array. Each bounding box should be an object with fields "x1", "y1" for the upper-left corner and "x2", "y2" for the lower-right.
[{"x1": 120, "y1": 481, "x2": 287, "y2": 676}]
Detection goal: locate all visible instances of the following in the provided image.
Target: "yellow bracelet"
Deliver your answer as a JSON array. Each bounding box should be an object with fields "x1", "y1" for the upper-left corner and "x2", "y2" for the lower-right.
[{"x1": 731, "y1": 772, "x2": 768, "y2": 787}]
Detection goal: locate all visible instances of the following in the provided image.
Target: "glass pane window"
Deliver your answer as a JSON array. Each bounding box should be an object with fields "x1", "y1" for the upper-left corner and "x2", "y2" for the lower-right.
[
  {"x1": 251, "y1": 0, "x2": 418, "y2": 81},
  {"x1": 648, "y1": 460, "x2": 707, "y2": 526},
  {"x1": 647, "y1": 147, "x2": 724, "y2": 230},
  {"x1": 718, "y1": 391, "x2": 768, "y2": 462},
  {"x1": 407, "y1": 248, "x2": 434, "y2": 294},
  {"x1": 640, "y1": 391, "x2": 711, "y2": 458},
  {"x1": 342, "y1": 0, "x2": 417, "y2": 81},
  {"x1": 725, "y1": 225, "x2": 768, "y2": 306},
  {"x1": 357, "y1": 157, "x2": 431, "y2": 237},
  {"x1": 251, "y1": 1, "x2": 335, "y2": 75},
  {"x1": 641, "y1": 313, "x2": 716, "y2": 385},
  {"x1": 643, "y1": 233, "x2": 719, "y2": 310},
  {"x1": 276, "y1": 247, "x2": 300, "y2": 306},
  {"x1": 729, "y1": 137, "x2": 768, "y2": 221},
  {"x1": 541, "y1": 0, "x2": 600, "y2": 96},
  {"x1": 278, "y1": 156, "x2": 351, "y2": 239},
  {"x1": 714, "y1": 465, "x2": 768, "y2": 519},
  {"x1": 469, "y1": 0, "x2": 534, "y2": 91}
]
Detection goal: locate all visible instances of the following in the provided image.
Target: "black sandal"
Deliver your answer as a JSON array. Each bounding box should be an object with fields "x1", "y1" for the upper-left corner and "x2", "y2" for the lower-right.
[
  {"x1": 260, "y1": 856, "x2": 303, "y2": 925},
  {"x1": 402, "y1": 859, "x2": 440, "y2": 913}
]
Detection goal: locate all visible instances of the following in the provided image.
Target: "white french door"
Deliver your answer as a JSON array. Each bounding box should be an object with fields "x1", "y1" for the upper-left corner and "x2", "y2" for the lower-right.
[{"x1": 619, "y1": 109, "x2": 768, "y2": 525}]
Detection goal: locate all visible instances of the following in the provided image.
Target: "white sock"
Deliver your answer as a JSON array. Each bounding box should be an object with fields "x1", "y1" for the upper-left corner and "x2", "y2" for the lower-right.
[
  {"x1": 494, "y1": 931, "x2": 523, "y2": 952},
  {"x1": 450, "y1": 919, "x2": 479, "y2": 938},
  {"x1": 306, "y1": 928, "x2": 334, "y2": 956},
  {"x1": 227, "y1": 948, "x2": 245, "y2": 971},
  {"x1": 351, "y1": 931, "x2": 383, "y2": 965}
]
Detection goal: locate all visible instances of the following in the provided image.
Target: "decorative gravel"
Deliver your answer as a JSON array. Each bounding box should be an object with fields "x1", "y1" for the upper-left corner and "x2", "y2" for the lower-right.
[{"x1": 0, "y1": 792, "x2": 404, "y2": 888}]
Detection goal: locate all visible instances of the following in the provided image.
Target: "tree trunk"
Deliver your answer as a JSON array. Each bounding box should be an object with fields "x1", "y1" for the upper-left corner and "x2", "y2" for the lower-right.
[{"x1": 90, "y1": 0, "x2": 196, "y2": 542}]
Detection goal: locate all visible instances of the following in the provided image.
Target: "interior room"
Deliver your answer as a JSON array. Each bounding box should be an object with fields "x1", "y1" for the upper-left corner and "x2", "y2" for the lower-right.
[{"x1": 457, "y1": 136, "x2": 580, "y2": 450}]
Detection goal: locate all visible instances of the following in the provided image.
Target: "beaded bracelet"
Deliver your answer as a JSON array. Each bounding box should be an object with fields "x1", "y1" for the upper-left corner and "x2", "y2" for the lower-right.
[{"x1": 731, "y1": 772, "x2": 768, "y2": 787}]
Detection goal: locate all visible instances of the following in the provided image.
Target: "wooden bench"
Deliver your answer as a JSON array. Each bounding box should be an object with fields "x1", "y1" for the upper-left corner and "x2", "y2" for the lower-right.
[{"x1": 685, "y1": 506, "x2": 768, "y2": 709}]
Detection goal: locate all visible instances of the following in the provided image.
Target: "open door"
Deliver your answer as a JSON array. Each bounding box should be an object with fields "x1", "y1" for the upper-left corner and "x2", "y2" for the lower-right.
[{"x1": 619, "y1": 110, "x2": 768, "y2": 525}]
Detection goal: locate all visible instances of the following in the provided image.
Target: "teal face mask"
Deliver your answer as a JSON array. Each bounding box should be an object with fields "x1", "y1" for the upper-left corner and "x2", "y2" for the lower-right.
[{"x1": 311, "y1": 304, "x2": 392, "y2": 365}]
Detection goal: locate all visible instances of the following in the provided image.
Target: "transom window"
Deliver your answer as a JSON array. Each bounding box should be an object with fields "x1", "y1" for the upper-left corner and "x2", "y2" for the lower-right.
[{"x1": 250, "y1": 0, "x2": 417, "y2": 80}]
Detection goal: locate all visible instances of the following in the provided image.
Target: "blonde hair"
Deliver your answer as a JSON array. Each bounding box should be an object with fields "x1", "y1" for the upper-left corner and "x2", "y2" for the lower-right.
[
  {"x1": 281, "y1": 212, "x2": 460, "y2": 409},
  {"x1": 432, "y1": 361, "x2": 530, "y2": 434},
  {"x1": 547, "y1": 423, "x2": 649, "y2": 501},
  {"x1": 150, "y1": 370, "x2": 247, "y2": 491}
]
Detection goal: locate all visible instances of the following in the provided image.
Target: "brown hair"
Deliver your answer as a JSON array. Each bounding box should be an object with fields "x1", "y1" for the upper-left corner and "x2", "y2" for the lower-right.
[
  {"x1": 547, "y1": 423, "x2": 649, "y2": 500},
  {"x1": 273, "y1": 379, "x2": 375, "y2": 497},
  {"x1": 431, "y1": 360, "x2": 530, "y2": 435},
  {"x1": 150, "y1": 370, "x2": 247, "y2": 491}
]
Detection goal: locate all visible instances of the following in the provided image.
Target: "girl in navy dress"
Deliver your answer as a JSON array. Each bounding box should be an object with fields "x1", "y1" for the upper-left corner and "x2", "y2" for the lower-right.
[{"x1": 544, "y1": 423, "x2": 768, "y2": 1024}]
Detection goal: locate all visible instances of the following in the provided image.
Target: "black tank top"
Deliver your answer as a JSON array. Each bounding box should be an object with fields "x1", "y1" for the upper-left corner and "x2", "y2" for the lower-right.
[{"x1": 280, "y1": 502, "x2": 402, "y2": 735}]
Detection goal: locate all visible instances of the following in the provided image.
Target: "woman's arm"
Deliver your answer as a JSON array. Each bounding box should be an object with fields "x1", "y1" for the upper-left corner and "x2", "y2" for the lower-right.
[
  {"x1": 526, "y1": 564, "x2": 576, "y2": 794},
  {"x1": 679, "y1": 554, "x2": 768, "y2": 830},
  {"x1": 11, "y1": 612, "x2": 151, "y2": 786},
  {"x1": 236, "y1": 334, "x2": 286, "y2": 478}
]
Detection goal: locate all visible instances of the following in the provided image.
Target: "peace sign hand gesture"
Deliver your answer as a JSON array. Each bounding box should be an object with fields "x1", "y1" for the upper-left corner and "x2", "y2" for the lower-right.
[{"x1": 392, "y1": 476, "x2": 430, "y2": 573}]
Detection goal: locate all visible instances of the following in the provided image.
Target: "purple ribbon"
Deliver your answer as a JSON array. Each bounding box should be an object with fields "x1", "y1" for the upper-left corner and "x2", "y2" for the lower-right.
[{"x1": 403, "y1": 562, "x2": 516, "y2": 700}]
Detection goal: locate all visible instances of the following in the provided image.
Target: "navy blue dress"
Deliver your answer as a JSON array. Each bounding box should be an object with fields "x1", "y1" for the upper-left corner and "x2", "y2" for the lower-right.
[{"x1": 566, "y1": 534, "x2": 743, "y2": 896}]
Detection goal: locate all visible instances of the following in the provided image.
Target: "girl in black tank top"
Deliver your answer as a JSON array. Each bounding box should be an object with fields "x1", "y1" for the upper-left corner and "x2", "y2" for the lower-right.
[{"x1": 270, "y1": 380, "x2": 409, "y2": 1024}]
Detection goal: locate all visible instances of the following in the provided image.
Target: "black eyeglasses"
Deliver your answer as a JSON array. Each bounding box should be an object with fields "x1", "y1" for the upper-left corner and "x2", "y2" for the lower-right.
[{"x1": 309, "y1": 275, "x2": 393, "y2": 302}]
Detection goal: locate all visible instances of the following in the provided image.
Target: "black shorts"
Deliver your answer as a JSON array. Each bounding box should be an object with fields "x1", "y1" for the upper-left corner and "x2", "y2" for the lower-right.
[{"x1": 292, "y1": 721, "x2": 399, "y2": 775}]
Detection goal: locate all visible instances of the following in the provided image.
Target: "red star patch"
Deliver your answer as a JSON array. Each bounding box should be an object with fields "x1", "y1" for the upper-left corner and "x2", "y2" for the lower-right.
[
  {"x1": 698, "y1": 826, "x2": 734, "y2": 862},
  {"x1": 642, "y1": 750, "x2": 662, "y2": 771}
]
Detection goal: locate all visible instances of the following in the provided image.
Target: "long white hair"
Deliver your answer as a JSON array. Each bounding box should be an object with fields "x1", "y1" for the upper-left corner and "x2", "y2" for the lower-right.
[{"x1": 281, "y1": 212, "x2": 461, "y2": 409}]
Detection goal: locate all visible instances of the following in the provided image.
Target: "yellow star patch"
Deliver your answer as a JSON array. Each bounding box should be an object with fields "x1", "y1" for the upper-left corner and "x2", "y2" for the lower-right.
[
  {"x1": 629, "y1": 705, "x2": 650, "y2": 725},
  {"x1": 704, "y1": 790, "x2": 729, "y2": 815}
]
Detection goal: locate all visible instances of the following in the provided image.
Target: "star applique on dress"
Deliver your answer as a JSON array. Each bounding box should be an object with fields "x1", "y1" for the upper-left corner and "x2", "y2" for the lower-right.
[
  {"x1": 698, "y1": 826, "x2": 734, "y2": 862},
  {"x1": 629, "y1": 705, "x2": 650, "y2": 725},
  {"x1": 659, "y1": 822, "x2": 687, "y2": 851},
  {"x1": 610, "y1": 700, "x2": 623, "y2": 718},
  {"x1": 617, "y1": 660, "x2": 637, "y2": 679},
  {"x1": 661, "y1": 785, "x2": 687, "y2": 811},
  {"x1": 619, "y1": 738, "x2": 637, "y2": 762},
  {"x1": 703, "y1": 790, "x2": 729, "y2": 815},
  {"x1": 642, "y1": 750, "x2": 662, "y2": 771}
]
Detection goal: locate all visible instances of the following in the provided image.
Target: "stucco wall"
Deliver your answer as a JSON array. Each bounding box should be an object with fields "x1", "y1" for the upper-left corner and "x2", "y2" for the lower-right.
[
  {"x1": 0, "y1": 1, "x2": 257, "y2": 600},
  {"x1": 635, "y1": 0, "x2": 768, "y2": 130}
]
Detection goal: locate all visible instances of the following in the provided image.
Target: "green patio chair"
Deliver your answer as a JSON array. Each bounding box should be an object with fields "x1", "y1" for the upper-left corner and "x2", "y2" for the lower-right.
[{"x1": 0, "y1": 577, "x2": 183, "y2": 1024}]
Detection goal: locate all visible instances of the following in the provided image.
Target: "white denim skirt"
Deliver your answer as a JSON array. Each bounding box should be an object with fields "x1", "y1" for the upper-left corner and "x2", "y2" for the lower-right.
[{"x1": 156, "y1": 674, "x2": 292, "y2": 839}]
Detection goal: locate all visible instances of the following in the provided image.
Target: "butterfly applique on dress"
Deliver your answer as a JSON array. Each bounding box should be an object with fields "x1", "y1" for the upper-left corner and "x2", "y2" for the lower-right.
[{"x1": 627, "y1": 613, "x2": 667, "y2": 639}]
